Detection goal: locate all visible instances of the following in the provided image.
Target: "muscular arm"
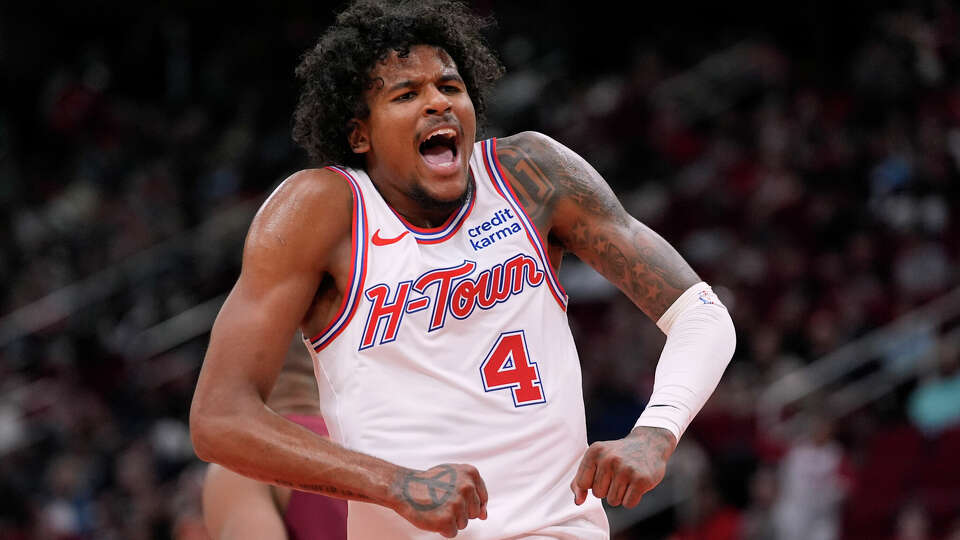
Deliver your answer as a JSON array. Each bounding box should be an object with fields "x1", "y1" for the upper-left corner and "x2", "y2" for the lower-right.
[
  {"x1": 189, "y1": 169, "x2": 488, "y2": 537},
  {"x1": 495, "y1": 131, "x2": 699, "y2": 321},
  {"x1": 190, "y1": 169, "x2": 397, "y2": 503},
  {"x1": 497, "y1": 132, "x2": 735, "y2": 508}
]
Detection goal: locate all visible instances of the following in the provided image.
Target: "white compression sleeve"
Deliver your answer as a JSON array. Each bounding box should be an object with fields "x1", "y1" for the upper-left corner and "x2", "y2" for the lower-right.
[{"x1": 633, "y1": 282, "x2": 736, "y2": 441}]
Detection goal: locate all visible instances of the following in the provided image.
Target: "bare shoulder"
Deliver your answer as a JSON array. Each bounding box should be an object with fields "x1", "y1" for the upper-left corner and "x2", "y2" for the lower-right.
[
  {"x1": 250, "y1": 168, "x2": 354, "y2": 248},
  {"x1": 494, "y1": 131, "x2": 626, "y2": 233},
  {"x1": 498, "y1": 132, "x2": 699, "y2": 319},
  {"x1": 243, "y1": 168, "x2": 354, "y2": 276},
  {"x1": 495, "y1": 130, "x2": 571, "y2": 188},
  {"x1": 497, "y1": 131, "x2": 570, "y2": 165}
]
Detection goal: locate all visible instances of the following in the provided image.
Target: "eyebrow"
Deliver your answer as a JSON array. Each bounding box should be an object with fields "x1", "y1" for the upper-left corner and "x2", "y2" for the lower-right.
[{"x1": 385, "y1": 73, "x2": 464, "y2": 94}]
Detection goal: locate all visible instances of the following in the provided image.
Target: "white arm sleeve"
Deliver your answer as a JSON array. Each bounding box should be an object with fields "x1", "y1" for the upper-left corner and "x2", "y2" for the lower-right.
[{"x1": 633, "y1": 282, "x2": 736, "y2": 441}]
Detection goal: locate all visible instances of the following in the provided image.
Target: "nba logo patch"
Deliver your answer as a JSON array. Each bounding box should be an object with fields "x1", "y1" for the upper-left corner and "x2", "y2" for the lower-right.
[{"x1": 698, "y1": 289, "x2": 719, "y2": 305}]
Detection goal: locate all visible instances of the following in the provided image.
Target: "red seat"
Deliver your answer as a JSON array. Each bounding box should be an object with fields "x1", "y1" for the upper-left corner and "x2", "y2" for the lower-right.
[
  {"x1": 843, "y1": 424, "x2": 926, "y2": 538},
  {"x1": 916, "y1": 424, "x2": 960, "y2": 536}
]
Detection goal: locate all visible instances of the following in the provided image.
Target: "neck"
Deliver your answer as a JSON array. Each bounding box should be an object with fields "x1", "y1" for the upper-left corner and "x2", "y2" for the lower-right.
[{"x1": 370, "y1": 172, "x2": 473, "y2": 229}]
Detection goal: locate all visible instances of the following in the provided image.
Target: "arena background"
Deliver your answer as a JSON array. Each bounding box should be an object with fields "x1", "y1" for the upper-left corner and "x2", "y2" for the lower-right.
[{"x1": 2, "y1": 0, "x2": 959, "y2": 538}]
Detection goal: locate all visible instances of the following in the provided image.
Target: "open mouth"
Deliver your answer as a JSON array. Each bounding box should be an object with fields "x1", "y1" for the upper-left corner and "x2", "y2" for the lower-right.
[{"x1": 418, "y1": 128, "x2": 459, "y2": 168}]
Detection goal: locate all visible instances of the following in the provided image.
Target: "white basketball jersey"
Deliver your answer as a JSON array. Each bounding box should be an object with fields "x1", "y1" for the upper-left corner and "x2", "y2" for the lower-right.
[{"x1": 302, "y1": 139, "x2": 609, "y2": 539}]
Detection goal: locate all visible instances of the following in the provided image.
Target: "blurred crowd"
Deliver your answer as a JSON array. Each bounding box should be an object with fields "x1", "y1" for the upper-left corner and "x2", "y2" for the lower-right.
[{"x1": 1, "y1": 1, "x2": 959, "y2": 539}]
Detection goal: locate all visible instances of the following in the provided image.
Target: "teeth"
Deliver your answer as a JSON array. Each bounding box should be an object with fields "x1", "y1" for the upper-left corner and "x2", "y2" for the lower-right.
[{"x1": 427, "y1": 128, "x2": 456, "y2": 141}]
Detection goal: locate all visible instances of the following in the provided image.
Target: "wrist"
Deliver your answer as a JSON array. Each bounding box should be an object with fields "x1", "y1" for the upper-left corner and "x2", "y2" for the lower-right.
[
  {"x1": 385, "y1": 464, "x2": 416, "y2": 512},
  {"x1": 628, "y1": 425, "x2": 677, "y2": 459}
]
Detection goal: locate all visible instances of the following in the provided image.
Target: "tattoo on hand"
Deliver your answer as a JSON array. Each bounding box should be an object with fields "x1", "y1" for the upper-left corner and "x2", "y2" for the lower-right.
[
  {"x1": 627, "y1": 427, "x2": 675, "y2": 461},
  {"x1": 399, "y1": 465, "x2": 457, "y2": 511}
]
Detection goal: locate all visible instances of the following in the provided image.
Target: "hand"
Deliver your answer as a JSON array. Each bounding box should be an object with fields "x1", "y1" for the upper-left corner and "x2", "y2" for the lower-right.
[
  {"x1": 570, "y1": 426, "x2": 677, "y2": 508},
  {"x1": 390, "y1": 464, "x2": 488, "y2": 538}
]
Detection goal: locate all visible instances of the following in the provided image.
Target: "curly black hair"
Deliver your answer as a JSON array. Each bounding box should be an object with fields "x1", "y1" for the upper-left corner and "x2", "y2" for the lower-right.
[{"x1": 292, "y1": 0, "x2": 505, "y2": 168}]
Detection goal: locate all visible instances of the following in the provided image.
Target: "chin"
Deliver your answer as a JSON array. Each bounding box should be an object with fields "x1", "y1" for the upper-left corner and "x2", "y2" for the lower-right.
[
  {"x1": 410, "y1": 175, "x2": 471, "y2": 212},
  {"x1": 434, "y1": 172, "x2": 470, "y2": 198}
]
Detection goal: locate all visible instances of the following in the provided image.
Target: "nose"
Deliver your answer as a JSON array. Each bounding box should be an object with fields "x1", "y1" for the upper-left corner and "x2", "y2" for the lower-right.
[{"x1": 423, "y1": 85, "x2": 452, "y2": 116}]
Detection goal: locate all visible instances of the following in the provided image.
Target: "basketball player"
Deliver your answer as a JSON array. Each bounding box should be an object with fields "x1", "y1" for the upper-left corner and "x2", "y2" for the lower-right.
[
  {"x1": 189, "y1": 1, "x2": 736, "y2": 538},
  {"x1": 201, "y1": 342, "x2": 347, "y2": 539}
]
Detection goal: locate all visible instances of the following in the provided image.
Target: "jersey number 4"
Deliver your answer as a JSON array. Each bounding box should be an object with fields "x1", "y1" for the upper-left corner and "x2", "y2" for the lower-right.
[{"x1": 480, "y1": 330, "x2": 546, "y2": 407}]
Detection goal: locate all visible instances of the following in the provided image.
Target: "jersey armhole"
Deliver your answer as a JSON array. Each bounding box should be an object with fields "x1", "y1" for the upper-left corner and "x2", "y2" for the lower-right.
[
  {"x1": 481, "y1": 138, "x2": 568, "y2": 310},
  {"x1": 306, "y1": 166, "x2": 369, "y2": 350}
]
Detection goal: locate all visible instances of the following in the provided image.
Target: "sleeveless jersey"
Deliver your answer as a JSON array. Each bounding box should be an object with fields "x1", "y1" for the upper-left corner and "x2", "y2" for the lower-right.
[
  {"x1": 302, "y1": 138, "x2": 609, "y2": 539},
  {"x1": 283, "y1": 415, "x2": 348, "y2": 540}
]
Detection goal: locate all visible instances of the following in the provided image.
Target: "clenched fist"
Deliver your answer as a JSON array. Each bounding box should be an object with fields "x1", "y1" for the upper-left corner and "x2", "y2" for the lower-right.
[
  {"x1": 571, "y1": 426, "x2": 677, "y2": 508},
  {"x1": 390, "y1": 463, "x2": 488, "y2": 538}
]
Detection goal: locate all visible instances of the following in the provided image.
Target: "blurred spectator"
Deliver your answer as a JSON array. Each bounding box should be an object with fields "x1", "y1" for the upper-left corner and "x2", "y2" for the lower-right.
[
  {"x1": 740, "y1": 465, "x2": 778, "y2": 540},
  {"x1": 669, "y1": 477, "x2": 743, "y2": 540},
  {"x1": 890, "y1": 502, "x2": 932, "y2": 540},
  {"x1": 908, "y1": 341, "x2": 960, "y2": 435},
  {"x1": 771, "y1": 415, "x2": 851, "y2": 540},
  {"x1": 946, "y1": 519, "x2": 960, "y2": 540}
]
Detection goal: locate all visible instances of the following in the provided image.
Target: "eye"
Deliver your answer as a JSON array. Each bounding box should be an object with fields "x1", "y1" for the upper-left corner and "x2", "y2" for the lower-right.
[
  {"x1": 394, "y1": 91, "x2": 416, "y2": 102},
  {"x1": 440, "y1": 85, "x2": 461, "y2": 94}
]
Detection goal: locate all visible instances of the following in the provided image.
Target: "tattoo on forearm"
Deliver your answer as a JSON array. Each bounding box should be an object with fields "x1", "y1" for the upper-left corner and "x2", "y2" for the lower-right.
[
  {"x1": 497, "y1": 134, "x2": 697, "y2": 317},
  {"x1": 398, "y1": 465, "x2": 457, "y2": 511}
]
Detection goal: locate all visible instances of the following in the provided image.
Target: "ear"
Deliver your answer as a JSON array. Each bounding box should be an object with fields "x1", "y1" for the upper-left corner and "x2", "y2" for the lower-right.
[{"x1": 348, "y1": 119, "x2": 370, "y2": 154}]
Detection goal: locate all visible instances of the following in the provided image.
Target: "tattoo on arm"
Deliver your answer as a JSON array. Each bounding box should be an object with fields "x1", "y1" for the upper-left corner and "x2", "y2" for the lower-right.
[
  {"x1": 396, "y1": 465, "x2": 457, "y2": 512},
  {"x1": 497, "y1": 133, "x2": 698, "y2": 319},
  {"x1": 624, "y1": 429, "x2": 674, "y2": 463},
  {"x1": 496, "y1": 145, "x2": 557, "y2": 226}
]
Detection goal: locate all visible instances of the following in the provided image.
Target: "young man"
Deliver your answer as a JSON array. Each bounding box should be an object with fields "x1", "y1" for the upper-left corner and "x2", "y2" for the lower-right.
[{"x1": 189, "y1": 1, "x2": 735, "y2": 538}]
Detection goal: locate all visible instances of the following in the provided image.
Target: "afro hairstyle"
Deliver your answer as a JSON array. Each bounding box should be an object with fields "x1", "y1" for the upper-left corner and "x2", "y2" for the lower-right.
[{"x1": 292, "y1": 0, "x2": 505, "y2": 168}]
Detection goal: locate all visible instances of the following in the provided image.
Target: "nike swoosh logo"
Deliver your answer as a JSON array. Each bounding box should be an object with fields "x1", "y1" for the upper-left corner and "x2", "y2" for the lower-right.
[{"x1": 371, "y1": 229, "x2": 409, "y2": 246}]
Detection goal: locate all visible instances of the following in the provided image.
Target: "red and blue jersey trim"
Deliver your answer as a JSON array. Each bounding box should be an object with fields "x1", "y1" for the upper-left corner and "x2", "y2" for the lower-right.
[
  {"x1": 388, "y1": 178, "x2": 475, "y2": 244},
  {"x1": 481, "y1": 138, "x2": 568, "y2": 310},
  {"x1": 309, "y1": 166, "x2": 369, "y2": 351}
]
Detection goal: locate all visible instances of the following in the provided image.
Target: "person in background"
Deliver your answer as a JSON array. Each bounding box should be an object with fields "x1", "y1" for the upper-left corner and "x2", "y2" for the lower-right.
[{"x1": 908, "y1": 340, "x2": 960, "y2": 436}]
